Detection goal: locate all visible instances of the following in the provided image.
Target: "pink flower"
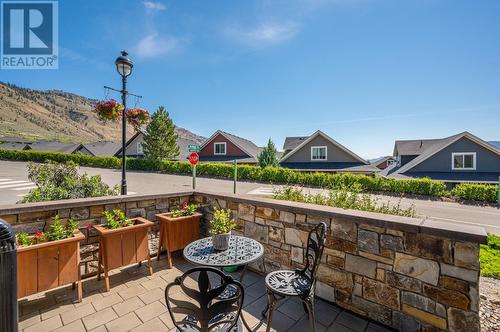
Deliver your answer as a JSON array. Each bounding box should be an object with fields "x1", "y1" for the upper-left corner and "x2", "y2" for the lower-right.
[
  {"x1": 86, "y1": 224, "x2": 92, "y2": 231},
  {"x1": 181, "y1": 202, "x2": 188, "y2": 210},
  {"x1": 34, "y1": 231, "x2": 43, "y2": 239}
]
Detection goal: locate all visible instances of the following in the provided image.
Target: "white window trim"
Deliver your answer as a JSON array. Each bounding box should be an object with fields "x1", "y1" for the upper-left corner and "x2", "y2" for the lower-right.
[
  {"x1": 214, "y1": 142, "x2": 227, "y2": 155},
  {"x1": 451, "y1": 152, "x2": 476, "y2": 170},
  {"x1": 137, "y1": 142, "x2": 144, "y2": 154},
  {"x1": 311, "y1": 146, "x2": 327, "y2": 161}
]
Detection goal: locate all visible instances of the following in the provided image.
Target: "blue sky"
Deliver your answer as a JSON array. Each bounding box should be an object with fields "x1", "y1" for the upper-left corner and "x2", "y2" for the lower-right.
[{"x1": 2, "y1": 0, "x2": 500, "y2": 158}]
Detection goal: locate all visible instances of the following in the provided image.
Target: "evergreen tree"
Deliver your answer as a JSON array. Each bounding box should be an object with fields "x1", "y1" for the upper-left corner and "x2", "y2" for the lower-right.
[
  {"x1": 258, "y1": 138, "x2": 279, "y2": 168},
  {"x1": 143, "y1": 106, "x2": 179, "y2": 161}
]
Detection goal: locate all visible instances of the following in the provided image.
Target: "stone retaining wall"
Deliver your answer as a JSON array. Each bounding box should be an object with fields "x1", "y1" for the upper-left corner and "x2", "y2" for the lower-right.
[
  {"x1": 0, "y1": 192, "x2": 191, "y2": 276},
  {"x1": 195, "y1": 191, "x2": 486, "y2": 332},
  {"x1": 0, "y1": 191, "x2": 487, "y2": 332}
]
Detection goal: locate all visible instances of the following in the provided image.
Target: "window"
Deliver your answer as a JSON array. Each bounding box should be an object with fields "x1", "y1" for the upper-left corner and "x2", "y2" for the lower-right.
[
  {"x1": 137, "y1": 142, "x2": 144, "y2": 154},
  {"x1": 214, "y1": 142, "x2": 226, "y2": 155},
  {"x1": 311, "y1": 146, "x2": 327, "y2": 160},
  {"x1": 452, "y1": 152, "x2": 476, "y2": 170}
]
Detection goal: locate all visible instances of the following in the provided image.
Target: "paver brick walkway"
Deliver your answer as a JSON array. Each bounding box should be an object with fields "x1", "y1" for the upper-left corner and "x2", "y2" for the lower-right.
[{"x1": 18, "y1": 258, "x2": 394, "y2": 332}]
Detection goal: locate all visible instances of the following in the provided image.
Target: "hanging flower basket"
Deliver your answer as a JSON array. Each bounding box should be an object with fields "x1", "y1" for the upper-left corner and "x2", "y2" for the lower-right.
[
  {"x1": 92, "y1": 99, "x2": 124, "y2": 122},
  {"x1": 126, "y1": 108, "x2": 149, "y2": 131}
]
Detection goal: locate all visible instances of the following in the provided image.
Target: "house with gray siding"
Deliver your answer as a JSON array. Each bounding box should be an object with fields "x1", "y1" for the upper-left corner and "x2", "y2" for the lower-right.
[
  {"x1": 382, "y1": 131, "x2": 500, "y2": 184},
  {"x1": 27, "y1": 141, "x2": 93, "y2": 155},
  {"x1": 115, "y1": 130, "x2": 204, "y2": 161},
  {"x1": 279, "y1": 131, "x2": 378, "y2": 174}
]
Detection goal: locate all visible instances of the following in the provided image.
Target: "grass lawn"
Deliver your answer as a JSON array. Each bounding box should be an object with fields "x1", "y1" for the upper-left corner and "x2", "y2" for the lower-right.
[{"x1": 480, "y1": 234, "x2": 500, "y2": 279}]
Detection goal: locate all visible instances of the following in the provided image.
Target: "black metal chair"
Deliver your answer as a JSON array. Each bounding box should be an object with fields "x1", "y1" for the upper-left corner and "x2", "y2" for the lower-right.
[
  {"x1": 165, "y1": 266, "x2": 245, "y2": 332},
  {"x1": 262, "y1": 222, "x2": 327, "y2": 332}
]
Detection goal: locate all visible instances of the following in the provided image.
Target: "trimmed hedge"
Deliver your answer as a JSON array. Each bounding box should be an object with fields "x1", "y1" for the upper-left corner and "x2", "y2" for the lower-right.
[
  {"x1": 451, "y1": 183, "x2": 498, "y2": 203},
  {"x1": 0, "y1": 148, "x2": 490, "y2": 200}
]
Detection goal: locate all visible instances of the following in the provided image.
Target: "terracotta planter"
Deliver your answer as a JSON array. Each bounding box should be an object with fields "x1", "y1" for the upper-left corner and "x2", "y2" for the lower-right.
[
  {"x1": 17, "y1": 230, "x2": 85, "y2": 302},
  {"x1": 156, "y1": 212, "x2": 202, "y2": 268},
  {"x1": 94, "y1": 217, "x2": 153, "y2": 291}
]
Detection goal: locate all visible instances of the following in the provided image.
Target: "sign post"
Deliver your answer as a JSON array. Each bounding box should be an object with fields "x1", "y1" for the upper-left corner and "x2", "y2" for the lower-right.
[
  {"x1": 188, "y1": 152, "x2": 199, "y2": 190},
  {"x1": 233, "y1": 159, "x2": 237, "y2": 194}
]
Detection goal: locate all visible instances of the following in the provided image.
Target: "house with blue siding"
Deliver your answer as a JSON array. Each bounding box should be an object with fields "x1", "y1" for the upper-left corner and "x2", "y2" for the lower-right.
[
  {"x1": 279, "y1": 131, "x2": 378, "y2": 174},
  {"x1": 382, "y1": 131, "x2": 500, "y2": 185}
]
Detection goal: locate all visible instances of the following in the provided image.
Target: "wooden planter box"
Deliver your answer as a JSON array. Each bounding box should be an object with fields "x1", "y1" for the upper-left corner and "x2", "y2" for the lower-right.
[
  {"x1": 17, "y1": 231, "x2": 85, "y2": 302},
  {"x1": 94, "y1": 217, "x2": 153, "y2": 291},
  {"x1": 156, "y1": 212, "x2": 202, "y2": 268}
]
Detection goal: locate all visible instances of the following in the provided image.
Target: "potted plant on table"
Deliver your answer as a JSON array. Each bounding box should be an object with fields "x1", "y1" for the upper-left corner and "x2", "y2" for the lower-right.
[
  {"x1": 209, "y1": 208, "x2": 237, "y2": 251},
  {"x1": 156, "y1": 202, "x2": 201, "y2": 268},
  {"x1": 16, "y1": 216, "x2": 85, "y2": 302},
  {"x1": 93, "y1": 210, "x2": 154, "y2": 291}
]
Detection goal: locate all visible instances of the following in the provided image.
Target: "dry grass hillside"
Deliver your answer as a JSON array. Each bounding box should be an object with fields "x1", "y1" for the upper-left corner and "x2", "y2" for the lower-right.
[{"x1": 0, "y1": 82, "x2": 204, "y2": 143}]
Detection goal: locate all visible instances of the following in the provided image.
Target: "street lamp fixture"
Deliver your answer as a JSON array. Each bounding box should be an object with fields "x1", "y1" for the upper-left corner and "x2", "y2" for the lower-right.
[
  {"x1": 115, "y1": 51, "x2": 133, "y2": 77},
  {"x1": 115, "y1": 50, "x2": 133, "y2": 195}
]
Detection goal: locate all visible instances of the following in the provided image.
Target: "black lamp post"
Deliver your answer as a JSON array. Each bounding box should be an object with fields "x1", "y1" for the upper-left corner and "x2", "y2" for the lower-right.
[{"x1": 115, "y1": 51, "x2": 133, "y2": 195}]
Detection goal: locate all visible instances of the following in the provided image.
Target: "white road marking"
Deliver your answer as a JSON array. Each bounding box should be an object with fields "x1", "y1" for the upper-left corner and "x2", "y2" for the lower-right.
[
  {"x1": 246, "y1": 187, "x2": 275, "y2": 195},
  {"x1": 16, "y1": 193, "x2": 27, "y2": 197},
  {"x1": 0, "y1": 182, "x2": 34, "y2": 189},
  {"x1": 430, "y1": 216, "x2": 500, "y2": 230},
  {"x1": 127, "y1": 192, "x2": 137, "y2": 195},
  {"x1": 0, "y1": 178, "x2": 12, "y2": 182},
  {"x1": 11, "y1": 186, "x2": 37, "y2": 191},
  {"x1": 0, "y1": 180, "x2": 28, "y2": 185}
]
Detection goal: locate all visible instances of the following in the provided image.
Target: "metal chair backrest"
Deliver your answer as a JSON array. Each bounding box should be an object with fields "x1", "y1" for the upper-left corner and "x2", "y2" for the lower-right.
[
  {"x1": 300, "y1": 222, "x2": 327, "y2": 281},
  {"x1": 165, "y1": 267, "x2": 244, "y2": 332}
]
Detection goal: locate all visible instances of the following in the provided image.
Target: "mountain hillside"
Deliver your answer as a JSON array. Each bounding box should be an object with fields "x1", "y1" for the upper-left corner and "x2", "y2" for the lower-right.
[{"x1": 0, "y1": 82, "x2": 204, "y2": 144}]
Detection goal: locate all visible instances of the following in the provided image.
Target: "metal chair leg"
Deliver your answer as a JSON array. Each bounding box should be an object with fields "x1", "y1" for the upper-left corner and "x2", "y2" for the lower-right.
[
  {"x1": 265, "y1": 291, "x2": 278, "y2": 332},
  {"x1": 261, "y1": 302, "x2": 269, "y2": 318},
  {"x1": 302, "y1": 297, "x2": 316, "y2": 332}
]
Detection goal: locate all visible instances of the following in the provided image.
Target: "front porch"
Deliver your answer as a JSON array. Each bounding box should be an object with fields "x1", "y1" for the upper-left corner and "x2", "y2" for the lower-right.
[{"x1": 18, "y1": 257, "x2": 391, "y2": 332}]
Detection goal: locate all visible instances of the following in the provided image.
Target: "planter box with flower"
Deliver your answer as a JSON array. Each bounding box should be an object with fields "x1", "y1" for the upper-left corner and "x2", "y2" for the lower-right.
[
  {"x1": 16, "y1": 216, "x2": 85, "y2": 302},
  {"x1": 209, "y1": 208, "x2": 237, "y2": 251},
  {"x1": 93, "y1": 210, "x2": 153, "y2": 291},
  {"x1": 156, "y1": 203, "x2": 201, "y2": 268}
]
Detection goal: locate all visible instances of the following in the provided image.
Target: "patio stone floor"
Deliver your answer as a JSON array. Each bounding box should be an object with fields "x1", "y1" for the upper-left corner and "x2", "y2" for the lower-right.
[{"x1": 18, "y1": 257, "x2": 394, "y2": 332}]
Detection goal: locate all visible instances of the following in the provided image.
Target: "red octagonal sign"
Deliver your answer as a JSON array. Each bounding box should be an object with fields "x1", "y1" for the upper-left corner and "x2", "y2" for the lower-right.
[{"x1": 188, "y1": 152, "x2": 199, "y2": 165}]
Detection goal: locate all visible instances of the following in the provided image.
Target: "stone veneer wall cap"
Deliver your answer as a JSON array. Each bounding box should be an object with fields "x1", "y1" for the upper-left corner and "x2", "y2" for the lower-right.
[
  {"x1": 0, "y1": 191, "x2": 194, "y2": 215},
  {"x1": 420, "y1": 218, "x2": 487, "y2": 244},
  {"x1": 194, "y1": 190, "x2": 488, "y2": 244}
]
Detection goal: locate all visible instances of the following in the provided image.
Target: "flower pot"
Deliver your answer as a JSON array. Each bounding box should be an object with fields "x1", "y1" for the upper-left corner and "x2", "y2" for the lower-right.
[
  {"x1": 156, "y1": 212, "x2": 202, "y2": 268},
  {"x1": 94, "y1": 217, "x2": 153, "y2": 291},
  {"x1": 17, "y1": 230, "x2": 85, "y2": 302},
  {"x1": 212, "y1": 232, "x2": 231, "y2": 251}
]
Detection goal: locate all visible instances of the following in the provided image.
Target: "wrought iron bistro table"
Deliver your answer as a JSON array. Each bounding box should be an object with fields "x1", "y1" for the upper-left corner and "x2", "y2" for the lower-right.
[{"x1": 183, "y1": 235, "x2": 264, "y2": 331}]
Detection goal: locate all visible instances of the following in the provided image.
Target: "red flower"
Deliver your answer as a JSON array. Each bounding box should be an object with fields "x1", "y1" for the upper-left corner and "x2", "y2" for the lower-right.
[
  {"x1": 115, "y1": 215, "x2": 120, "y2": 221},
  {"x1": 86, "y1": 224, "x2": 92, "y2": 231},
  {"x1": 34, "y1": 231, "x2": 43, "y2": 239},
  {"x1": 181, "y1": 202, "x2": 188, "y2": 210}
]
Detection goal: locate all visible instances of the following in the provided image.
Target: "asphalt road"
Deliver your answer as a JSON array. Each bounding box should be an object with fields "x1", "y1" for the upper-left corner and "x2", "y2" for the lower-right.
[{"x1": 1, "y1": 160, "x2": 499, "y2": 234}]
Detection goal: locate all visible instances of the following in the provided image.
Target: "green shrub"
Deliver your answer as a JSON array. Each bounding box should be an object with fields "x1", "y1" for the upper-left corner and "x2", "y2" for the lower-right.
[
  {"x1": 480, "y1": 233, "x2": 500, "y2": 279},
  {"x1": 451, "y1": 183, "x2": 498, "y2": 203},
  {"x1": 21, "y1": 161, "x2": 119, "y2": 203},
  {"x1": 0, "y1": 148, "x2": 459, "y2": 200},
  {"x1": 273, "y1": 185, "x2": 417, "y2": 217}
]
